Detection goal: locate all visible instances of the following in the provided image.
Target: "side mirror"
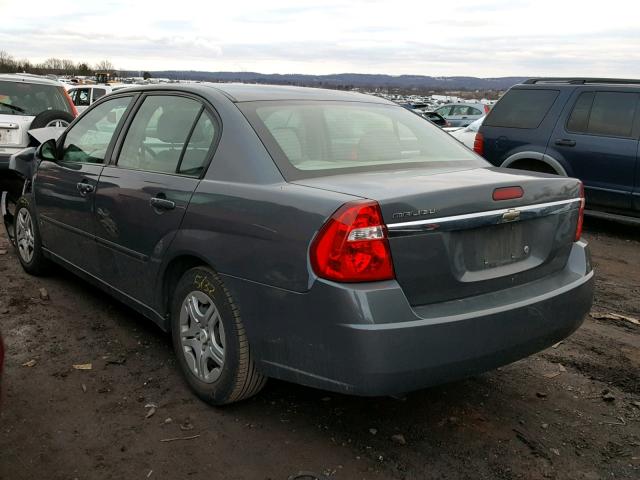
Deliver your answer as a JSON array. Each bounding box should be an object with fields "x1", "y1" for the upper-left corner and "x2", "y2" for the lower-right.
[
  {"x1": 107, "y1": 111, "x2": 117, "y2": 124},
  {"x1": 37, "y1": 138, "x2": 58, "y2": 162}
]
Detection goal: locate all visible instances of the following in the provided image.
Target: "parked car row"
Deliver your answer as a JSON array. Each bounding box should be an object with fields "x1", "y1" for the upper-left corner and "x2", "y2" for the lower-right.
[{"x1": 1, "y1": 82, "x2": 593, "y2": 405}]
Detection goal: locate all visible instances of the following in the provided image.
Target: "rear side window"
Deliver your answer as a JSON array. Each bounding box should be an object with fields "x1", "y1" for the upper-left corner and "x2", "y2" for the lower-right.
[
  {"x1": 118, "y1": 95, "x2": 216, "y2": 176},
  {"x1": 179, "y1": 111, "x2": 217, "y2": 176},
  {"x1": 485, "y1": 89, "x2": 559, "y2": 129},
  {"x1": 93, "y1": 88, "x2": 107, "y2": 100},
  {"x1": 567, "y1": 91, "x2": 638, "y2": 138},
  {"x1": 0, "y1": 81, "x2": 72, "y2": 116}
]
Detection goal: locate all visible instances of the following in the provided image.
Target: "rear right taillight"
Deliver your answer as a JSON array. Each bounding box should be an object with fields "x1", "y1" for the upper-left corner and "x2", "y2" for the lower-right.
[
  {"x1": 575, "y1": 182, "x2": 585, "y2": 241},
  {"x1": 473, "y1": 132, "x2": 484, "y2": 156},
  {"x1": 310, "y1": 200, "x2": 394, "y2": 282}
]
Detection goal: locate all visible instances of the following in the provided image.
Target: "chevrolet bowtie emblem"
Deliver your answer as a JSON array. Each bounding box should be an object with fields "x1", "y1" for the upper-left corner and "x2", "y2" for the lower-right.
[{"x1": 502, "y1": 209, "x2": 521, "y2": 222}]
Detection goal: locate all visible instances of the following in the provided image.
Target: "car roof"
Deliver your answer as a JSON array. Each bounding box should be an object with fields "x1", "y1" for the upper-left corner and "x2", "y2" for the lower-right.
[
  {"x1": 69, "y1": 84, "x2": 113, "y2": 90},
  {"x1": 0, "y1": 73, "x2": 64, "y2": 87},
  {"x1": 111, "y1": 82, "x2": 396, "y2": 105},
  {"x1": 439, "y1": 102, "x2": 485, "y2": 107}
]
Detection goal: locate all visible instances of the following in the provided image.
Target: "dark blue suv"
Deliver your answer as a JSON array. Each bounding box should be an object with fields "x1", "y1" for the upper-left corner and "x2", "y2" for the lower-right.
[{"x1": 477, "y1": 78, "x2": 640, "y2": 220}]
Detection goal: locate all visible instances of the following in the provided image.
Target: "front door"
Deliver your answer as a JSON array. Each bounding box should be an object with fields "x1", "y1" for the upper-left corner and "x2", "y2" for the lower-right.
[
  {"x1": 549, "y1": 89, "x2": 640, "y2": 211},
  {"x1": 93, "y1": 93, "x2": 218, "y2": 306},
  {"x1": 35, "y1": 95, "x2": 134, "y2": 272}
]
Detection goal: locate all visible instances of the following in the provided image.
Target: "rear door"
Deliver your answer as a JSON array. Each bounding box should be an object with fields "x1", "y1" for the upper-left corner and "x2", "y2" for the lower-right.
[
  {"x1": 34, "y1": 95, "x2": 134, "y2": 272},
  {"x1": 93, "y1": 93, "x2": 219, "y2": 305},
  {"x1": 547, "y1": 89, "x2": 640, "y2": 211}
]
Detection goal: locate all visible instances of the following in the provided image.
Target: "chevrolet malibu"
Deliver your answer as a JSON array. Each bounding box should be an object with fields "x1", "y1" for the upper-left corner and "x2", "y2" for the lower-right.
[{"x1": 5, "y1": 84, "x2": 594, "y2": 405}]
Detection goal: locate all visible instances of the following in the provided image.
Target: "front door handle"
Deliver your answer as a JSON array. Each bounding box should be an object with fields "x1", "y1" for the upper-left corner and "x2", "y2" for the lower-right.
[
  {"x1": 150, "y1": 197, "x2": 176, "y2": 211},
  {"x1": 76, "y1": 181, "x2": 95, "y2": 196},
  {"x1": 555, "y1": 138, "x2": 576, "y2": 147}
]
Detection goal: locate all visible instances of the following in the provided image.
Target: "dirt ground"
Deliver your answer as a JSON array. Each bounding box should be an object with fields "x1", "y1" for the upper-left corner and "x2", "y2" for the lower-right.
[{"x1": 0, "y1": 217, "x2": 638, "y2": 480}]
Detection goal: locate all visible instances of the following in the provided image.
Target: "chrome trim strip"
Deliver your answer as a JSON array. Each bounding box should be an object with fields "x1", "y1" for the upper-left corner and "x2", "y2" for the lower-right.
[{"x1": 387, "y1": 198, "x2": 581, "y2": 233}]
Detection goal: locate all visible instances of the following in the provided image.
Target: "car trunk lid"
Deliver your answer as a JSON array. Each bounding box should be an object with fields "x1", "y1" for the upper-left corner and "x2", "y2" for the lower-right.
[{"x1": 295, "y1": 167, "x2": 582, "y2": 306}]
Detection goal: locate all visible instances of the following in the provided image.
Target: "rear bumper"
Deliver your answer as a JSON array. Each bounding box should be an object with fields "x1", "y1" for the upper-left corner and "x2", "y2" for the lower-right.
[{"x1": 224, "y1": 241, "x2": 594, "y2": 396}]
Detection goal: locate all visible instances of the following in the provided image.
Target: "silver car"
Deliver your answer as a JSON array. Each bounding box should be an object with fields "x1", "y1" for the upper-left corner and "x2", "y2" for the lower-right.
[{"x1": 435, "y1": 102, "x2": 489, "y2": 127}]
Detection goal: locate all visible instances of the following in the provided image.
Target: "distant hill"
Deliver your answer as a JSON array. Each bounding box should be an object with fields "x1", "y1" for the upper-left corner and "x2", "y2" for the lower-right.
[{"x1": 121, "y1": 70, "x2": 527, "y2": 91}]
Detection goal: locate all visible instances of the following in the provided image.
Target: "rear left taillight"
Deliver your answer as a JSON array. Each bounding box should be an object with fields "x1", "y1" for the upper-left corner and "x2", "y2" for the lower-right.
[
  {"x1": 310, "y1": 200, "x2": 394, "y2": 282},
  {"x1": 575, "y1": 182, "x2": 585, "y2": 241},
  {"x1": 60, "y1": 87, "x2": 78, "y2": 117},
  {"x1": 473, "y1": 132, "x2": 484, "y2": 156}
]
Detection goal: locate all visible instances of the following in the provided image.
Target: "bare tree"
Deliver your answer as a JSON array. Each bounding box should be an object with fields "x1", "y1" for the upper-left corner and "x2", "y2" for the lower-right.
[
  {"x1": 95, "y1": 59, "x2": 114, "y2": 72},
  {"x1": 61, "y1": 59, "x2": 76, "y2": 73}
]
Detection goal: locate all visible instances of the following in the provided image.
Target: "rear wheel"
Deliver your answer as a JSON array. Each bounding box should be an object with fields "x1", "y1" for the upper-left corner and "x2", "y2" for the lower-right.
[
  {"x1": 13, "y1": 196, "x2": 49, "y2": 275},
  {"x1": 170, "y1": 266, "x2": 266, "y2": 405}
]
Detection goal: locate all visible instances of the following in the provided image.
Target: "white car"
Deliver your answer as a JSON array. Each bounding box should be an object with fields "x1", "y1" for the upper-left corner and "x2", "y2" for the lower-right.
[
  {"x1": 1, "y1": 74, "x2": 77, "y2": 170},
  {"x1": 67, "y1": 85, "x2": 114, "y2": 113},
  {"x1": 445, "y1": 115, "x2": 485, "y2": 149}
]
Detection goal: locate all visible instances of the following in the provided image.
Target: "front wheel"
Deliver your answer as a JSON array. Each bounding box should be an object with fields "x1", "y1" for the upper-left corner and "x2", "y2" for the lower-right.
[
  {"x1": 13, "y1": 196, "x2": 49, "y2": 275},
  {"x1": 171, "y1": 266, "x2": 266, "y2": 405}
]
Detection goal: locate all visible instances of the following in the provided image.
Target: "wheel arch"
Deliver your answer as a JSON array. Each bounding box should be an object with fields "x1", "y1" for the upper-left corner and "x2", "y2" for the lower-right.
[
  {"x1": 158, "y1": 253, "x2": 212, "y2": 329},
  {"x1": 501, "y1": 151, "x2": 570, "y2": 176}
]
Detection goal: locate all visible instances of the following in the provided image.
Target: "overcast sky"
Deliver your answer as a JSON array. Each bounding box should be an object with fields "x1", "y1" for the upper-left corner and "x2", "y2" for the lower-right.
[{"x1": 1, "y1": 0, "x2": 639, "y2": 77}]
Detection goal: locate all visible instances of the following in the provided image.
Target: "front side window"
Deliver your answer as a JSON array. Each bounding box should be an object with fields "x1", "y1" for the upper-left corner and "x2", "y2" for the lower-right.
[
  {"x1": 76, "y1": 89, "x2": 91, "y2": 106},
  {"x1": 485, "y1": 89, "x2": 559, "y2": 129},
  {"x1": 117, "y1": 95, "x2": 206, "y2": 175},
  {"x1": 241, "y1": 101, "x2": 484, "y2": 180},
  {"x1": 61, "y1": 96, "x2": 133, "y2": 164}
]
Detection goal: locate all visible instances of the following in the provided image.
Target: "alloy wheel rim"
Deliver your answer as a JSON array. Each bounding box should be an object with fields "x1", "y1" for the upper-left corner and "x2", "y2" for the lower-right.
[
  {"x1": 16, "y1": 208, "x2": 35, "y2": 263},
  {"x1": 45, "y1": 119, "x2": 70, "y2": 128},
  {"x1": 179, "y1": 290, "x2": 225, "y2": 383}
]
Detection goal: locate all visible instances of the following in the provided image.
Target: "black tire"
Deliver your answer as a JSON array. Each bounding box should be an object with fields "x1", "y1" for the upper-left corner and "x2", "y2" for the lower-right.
[
  {"x1": 13, "y1": 195, "x2": 49, "y2": 275},
  {"x1": 30, "y1": 110, "x2": 75, "y2": 129},
  {"x1": 171, "y1": 266, "x2": 266, "y2": 405}
]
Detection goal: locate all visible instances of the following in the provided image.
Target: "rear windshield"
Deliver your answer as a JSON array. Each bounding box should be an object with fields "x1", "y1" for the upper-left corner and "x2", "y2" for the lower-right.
[
  {"x1": 484, "y1": 89, "x2": 559, "y2": 129},
  {"x1": 240, "y1": 101, "x2": 484, "y2": 180},
  {"x1": 0, "y1": 80, "x2": 71, "y2": 116}
]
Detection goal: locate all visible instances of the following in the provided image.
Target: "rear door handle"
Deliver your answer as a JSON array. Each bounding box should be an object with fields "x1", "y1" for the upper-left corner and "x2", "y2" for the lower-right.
[
  {"x1": 76, "y1": 181, "x2": 95, "y2": 196},
  {"x1": 555, "y1": 138, "x2": 576, "y2": 147},
  {"x1": 150, "y1": 197, "x2": 176, "y2": 211}
]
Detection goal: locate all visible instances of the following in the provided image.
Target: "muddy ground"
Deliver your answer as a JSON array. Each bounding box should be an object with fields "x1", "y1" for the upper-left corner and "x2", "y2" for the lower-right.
[{"x1": 0, "y1": 218, "x2": 638, "y2": 480}]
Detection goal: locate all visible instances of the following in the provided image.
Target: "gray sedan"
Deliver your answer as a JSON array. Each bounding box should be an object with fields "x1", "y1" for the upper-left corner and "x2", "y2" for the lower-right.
[{"x1": 5, "y1": 84, "x2": 593, "y2": 405}]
